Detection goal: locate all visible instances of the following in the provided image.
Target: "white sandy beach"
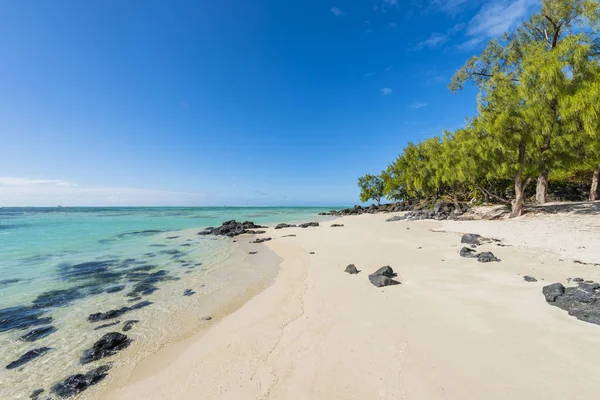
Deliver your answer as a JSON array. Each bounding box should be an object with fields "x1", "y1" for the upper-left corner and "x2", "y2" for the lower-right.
[{"x1": 95, "y1": 207, "x2": 600, "y2": 400}]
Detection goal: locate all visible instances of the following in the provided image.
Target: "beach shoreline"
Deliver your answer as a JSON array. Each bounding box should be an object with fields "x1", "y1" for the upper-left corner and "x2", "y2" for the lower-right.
[{"x1": 93, "y1": 207, "x2": 600, "y2": 400}]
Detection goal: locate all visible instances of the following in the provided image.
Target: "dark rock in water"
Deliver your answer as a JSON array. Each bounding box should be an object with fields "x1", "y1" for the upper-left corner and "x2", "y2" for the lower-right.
[
  {"x1": 275, "y1": 223, "x2": 296, "y2": 229},
  {"x1": 30, "y1": 388, "x2": 44, "y2": 399},
  {"x1": 0, "y1": 306, "x2": 51, "y2": 333},
  {"x1": 183, "y1": 289, "x2": 196, "y2": 296},
  {"x1": 371, "y1": 266, "x2": 396, "y2": 278},
  {"x1": 368, "y1": 275, "x2": 400, "y2": 287},
  {"x1": 385, "y1": 215, "x2": 405, "y2": 222},
  {"x1": 543, "y1": 283, "x2": 565, "y2": 302},
  {"x1": 330, "y1": 224, "x2": 344, "y2": 227},
  {"x1": 149, "y1": 244, "x2": 167, "y2": 248},
  {"x1": 81, "y1": 332, "x2": 131, "y2": 364},
  {"x1": 19, "y1": 325, "x2": 57, "y2": 342},
  {"x1": 461, "y1": 233, "x2": 482, "y2": 245},
  {"x1": 126, "y1": 270, "x2": 173, "y2": 297},
  {"x1": 57, "y1": 260, "x2": 121, "y2": 284},
  {"x1": 573, "y1": 277, "x2": 584, "y2": 283},
  {"x1": 6, "y1": 347, "x2": 51, "y2": 369},
  {"x1": 127, "y1": 296, "x2": 142, "y2": 302},
  {"x1": 166, "y1": 236, "x2": 180, "y2": 239},
  {"x1": 122, "y1": 320, "x2": 139, "y2": 332},
  {"x1": 32, "y1": 287, "x2": 89, "y2": 309},
  {"x1": 51, "y1": 365, "x2": 111, "y2": 398},
  {"x1": 344, "y1": 264, "x2": 359, "y2": 274},
  {"x1": 477, "y1": 252, "x2": 500, "y2": 263},
  {"x1": 249, "y1": 251, "x2": 258, "y2": 255},
  {"x1": 116, "y1": 230, "x2": 164, "y2": 239},
  {"x1": 94, "y1": 321, "x2": 121, "y2": 330},
  {"x1": 105, "y1": 285, "x2": 125, "y2": 294},
  {"x1": 299, "y1": 222, "x2": 319, "y2": 228},
  {"x1": 253, "y1": 237, "x2": 272, "y2": 244},
  {"x1": 368, "y1": 266, "x2": 400, "y2": 287},
  {"x1": 523, "y1": 276, "x2": 537, "y2": 282},
  {"x1": 282, "y1": 234, "x2": 296, "y2": 237},
  {"x1": 88, "y1": 301, "x2": 152, "y2": 322},
  {"x1": 198, "y1": 220, "x2": 267, "y2": 237},
  {"x1": 459, "y1": 247, "x2": 478, "y2": 258},
  {"x1": 0, "y1": 278, "x2": 21, "y2": 286},
  {"x1": 543, "y1": 281, "x2": 600, "y2": 325}
]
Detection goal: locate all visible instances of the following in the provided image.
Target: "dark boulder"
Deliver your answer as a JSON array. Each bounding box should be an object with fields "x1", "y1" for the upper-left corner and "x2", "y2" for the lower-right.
[
  {"x1": 573, "y1": 277, "x2": 584, "y2": 283},
  {"x1": 0, "y1": 306, "x2": 51, "y2": 333},
  {"x1": 461, "y1": 233, "x2": 482, "y2": 245},
  {"x1": 543, "y1": 283, "x2": 565, "y2": 302},
  {"x1": 543, "y1": 281, "x2": 600, "y2": 325},
  {"x1": 371, "y1": 266, "x2": 396, "y2": 278},
  {"x1": 275, "y1": 223, "x2": 296, "y2": 229},
  {"x1": 459, "y1": 247, "x2": 478, "y2": 258},
  {"x1": 6, "y1": 347, "x2": 51, "y2": 369},
  {"x1": 523, "y1": 276, "x2": 538, "y2": 282},
  {"x1": 246, "y1": 230, "x2": 266, "y2": 234},
  {"x1": 80, "y1": 332, "x2": 131, "y2": 364},
  {"x1": 330, "y1": 224, "x2": 344, "y2": 227},
  {"x1": 30, "y1": 388, "x2": 45, "y2": 399},
  {"x1": 183, "y1": 289, "x2": 196, "y2": 296},
  {"x1": 477, "y1": 252, "x2": 500, "y2": 263},
  {"x1": 253, "y1": 237, "x2": 272, "y2": 244},
  {"x1": 249, "y1": 251, "x2": 258, "y2": 254},
  {"x1": 105, "y1": 285, "x2": 125, "y2": 294},
  {"x1": 344, "y1": 264, "x2": 359, "y2": 274},
  {"x1": 19, "y1": 325, "x2": 57, "y2": 342},
  {"x1": 299, "y1": 222, "x2": 319, "y2": 228},
  {"x1": 368, "y1": 266, "x2": 400, "y2": 287},
  {"x1": 51, "y1": 365, "x2": 111, "y2": 398}
]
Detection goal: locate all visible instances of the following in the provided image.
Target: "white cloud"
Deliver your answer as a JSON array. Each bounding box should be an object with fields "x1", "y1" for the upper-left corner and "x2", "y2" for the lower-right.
[
  {"x1": 430, "y1": 0, "x2": 472, "y2": 15},
  {"x1": 415, "y1": 33, "x2": 449, "y2": 49},
  {"x1": 409, "y1": 102, "x2": 428, "y2": 109},
  {"x1": 380, "y1": 88, "x2": 392, "y2": 95},
  {"x1": 0, "y1": 177, "x2": 209, "y2": 206},
  {"x1": 365, "y1": 72, "x2": 376, "y2": 77},
  {"x1": 467, "y1": 0, "x2": 536, "y2": 38},
  {"x1": 330, "y1": 7, "x2": 345, "y2": 17},
  {"x1": 455, "y1": 36, "x2": 485, "y2": 51}
]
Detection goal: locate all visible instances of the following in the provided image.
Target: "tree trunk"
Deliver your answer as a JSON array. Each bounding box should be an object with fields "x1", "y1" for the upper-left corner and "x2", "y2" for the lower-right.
[
  {"x1": 510, "y1": 171, "x2": 525, "y2": 218},
  {"x1": 590, "y1": 166, "x2": 600, "y2": 202},
  {"x1": 535, "y1": 170, "x2": 549, "y2": 204},
  {"x1": 510, "y1": 140, "x2": 527, "y2": 218}
]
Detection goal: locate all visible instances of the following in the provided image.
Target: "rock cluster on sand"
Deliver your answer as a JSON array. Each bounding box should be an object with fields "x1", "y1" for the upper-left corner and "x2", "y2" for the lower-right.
[
  {"x1": 458, "y1": 234, "x2": 501, "y2": 262},
  {"x1": 542, "y1": 281, "x2": 600, "y2": 325},
  {"x1": 324, "y1": 200, "x2": 470, "y2": 221},
  {"x1": 275, "y1": 223, "x2": 296, "y2": 229},
  {"x1": 368, "y1": 266, "x2": 401, "y2": 287},
  {"x1": 198, "y1": 220, "x2": 267, "y2": 237},
  {"x1": 81, "y1": 332, "x2": 131, "y2": 364},
  {"x1": 253, "y1": 237, "x2": 272, "y2": 244},
  {"x1": 299, "y1": 222, "x2": 319, "y2": 228}
]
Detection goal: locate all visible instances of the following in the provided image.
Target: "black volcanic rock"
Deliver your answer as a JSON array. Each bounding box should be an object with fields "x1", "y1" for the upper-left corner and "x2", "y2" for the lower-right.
[
  {"x1": 275, "y1": 223, "x2": 296, "y2": 229},
  {"x1": 6, "y1": 347, "x2": 51, "y2": 369},
  {"x1": 80, "y1": 332, "x2": 131, "y2": 364},
  {"x1": 198, "y1": 220, "x2": 267, "y2": 237},
  {"x1": 299, "y1": 222, "x2": 319, "y2": 228},
  {"x1": 543, "y1": 281, "x2": 600, "y2": 325},
  {"x1": 51, "y1": 365, "x2": 111, "y2": 398},
  {"x1": 19, "y1": 325, "x2": 57, "y2": 342},
  {"x1": 368, "y1": 266, "x2": 400, "y2": 287},
  {"x1": 344, "y1": 264, "x2": 359, "y2": 274}
]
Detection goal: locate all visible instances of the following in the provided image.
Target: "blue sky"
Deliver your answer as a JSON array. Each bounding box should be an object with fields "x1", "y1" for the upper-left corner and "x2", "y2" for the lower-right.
[{"x1": 0, "y1": 0, "x2": 539, "y2": 206}]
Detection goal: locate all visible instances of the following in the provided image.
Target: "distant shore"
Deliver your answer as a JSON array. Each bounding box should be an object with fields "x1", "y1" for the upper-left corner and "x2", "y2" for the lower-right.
[{"x1": 94, "y1": 202, "x2": 600, "y2": 400}]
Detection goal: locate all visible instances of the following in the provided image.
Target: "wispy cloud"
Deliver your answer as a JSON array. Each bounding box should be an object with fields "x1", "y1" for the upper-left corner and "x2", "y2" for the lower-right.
[
  {"x1": 0, "y1": 177, "x2": 208, "y2": 207},
  {"x1": 387, "y1": 22, "x2": 398, "y2": 29},
  {"x1": 430, "y1": 0, "x2": 472, "y2": 15},
  {"x1": 384, "y1": 65, "x2": 393, "y2": 72},
  {"x1": 330, "y1": 7, "x2": 345, "y2": 17},
  {"x1": 373, "y1": 0, "x2": 399, "y2": 12},
  {"x1": 415, "y1": 33, "x2": 450, "y2": 49},
  {"x1": 409, "y1": 102, "x2": 428, "y2": 109},
  {"x1": 380, "y1": 88, "x2": 393, "y2": 96},
  {"x1": 456, "y1": 0, "x2": 538, "y2": 51},
  {"x1": 365, "y1": 72, "x2": 376, "y2": 77}
]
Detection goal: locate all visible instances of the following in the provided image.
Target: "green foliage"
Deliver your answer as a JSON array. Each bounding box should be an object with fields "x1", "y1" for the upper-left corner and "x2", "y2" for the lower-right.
[
  {"x1": 360, "y1": 0, "x2": 600, "y2": 211},
  {"x1": 357, "y1": 174, "x2": 385, "y2": 205}
]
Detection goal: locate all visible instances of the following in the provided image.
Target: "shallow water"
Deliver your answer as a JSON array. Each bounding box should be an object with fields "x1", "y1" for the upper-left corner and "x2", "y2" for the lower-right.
[{"x1": 0, "y1": 207, "x2": 337, "y2": 399}]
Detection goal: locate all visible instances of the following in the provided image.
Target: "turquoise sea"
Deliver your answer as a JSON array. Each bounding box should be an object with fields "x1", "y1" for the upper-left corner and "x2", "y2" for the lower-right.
[{"x1": 0, "y1": 207, "x2": 338, "y2": 399}]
